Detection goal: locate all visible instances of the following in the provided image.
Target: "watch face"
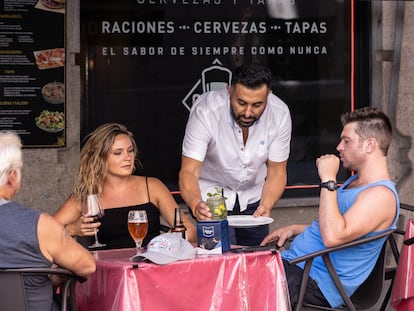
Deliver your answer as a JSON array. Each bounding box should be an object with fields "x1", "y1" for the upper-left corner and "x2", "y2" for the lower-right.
[
  {"x1": 321, "y1": 180, "x2": 337, "y2": 191},
  {"x1": 328, "y1": 181, "x2": 336, "y2": 190}
]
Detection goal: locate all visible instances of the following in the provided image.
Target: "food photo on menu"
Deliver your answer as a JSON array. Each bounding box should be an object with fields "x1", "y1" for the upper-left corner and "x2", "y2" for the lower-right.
[
  {"x1": 35, "y1": 110, "x2": 65, "y2": 133},
  {"x1": 42, "y1": 82, "x2": 64, "y2": 104},
  {"x1": 33, "y1": 48, "x2": 65, "y2": 70},
  {"x1": 35, "y1": 0, "x2": 65, "y2": 13}
]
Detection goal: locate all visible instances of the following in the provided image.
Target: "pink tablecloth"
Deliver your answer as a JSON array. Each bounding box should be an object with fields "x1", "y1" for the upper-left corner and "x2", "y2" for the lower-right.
[
  {"x1": 76, "y1": 248, "x2": 290, "y2": 311},
  {"x1": 392, "y1": 219, "x2": 414, "y2": 311}
]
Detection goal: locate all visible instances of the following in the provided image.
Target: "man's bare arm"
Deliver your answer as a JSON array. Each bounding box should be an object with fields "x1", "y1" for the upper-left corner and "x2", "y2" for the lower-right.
[
  {"x1": 254, "y1": 160, "x2": 287, "y2": 217},
  {"x1": 38, "y1": 213, "x2": 96, "y2": 277},
  {"x1": 179, "y1": 155, "x2": 211, "y2": 219}
]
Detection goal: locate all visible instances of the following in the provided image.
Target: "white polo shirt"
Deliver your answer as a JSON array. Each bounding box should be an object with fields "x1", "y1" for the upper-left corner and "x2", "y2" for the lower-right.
[{"x1": 182, "y1": 88, "x2": 291, "y2": 212}]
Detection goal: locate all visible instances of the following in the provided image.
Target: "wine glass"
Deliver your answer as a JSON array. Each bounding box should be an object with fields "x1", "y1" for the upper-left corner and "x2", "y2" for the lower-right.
[
  {"x1": 83, "y1": 194, "x2": 106, "y2": 249},
  {"x1": 128, "y1": 210, "x2": 148, "y2": 254}
]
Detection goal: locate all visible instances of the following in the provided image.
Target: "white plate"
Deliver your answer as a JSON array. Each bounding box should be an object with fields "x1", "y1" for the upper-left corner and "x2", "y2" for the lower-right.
[
  {"x1": 36, "y1": 123, "x2": 64, "y2": 133},
  {"x1": 227, "y1": 215, "x2": 274, "y2": 228}
]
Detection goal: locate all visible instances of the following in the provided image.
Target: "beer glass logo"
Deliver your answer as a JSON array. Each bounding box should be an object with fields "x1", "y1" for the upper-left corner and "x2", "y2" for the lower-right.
[
  {"x1": 201, "y1": 65, "x2": 232, "y2": 93},
  {"x1": 202, "y1": 226, "x2": 215, "y2": 238},
  {"x1": 182, "y1": 58, "x2": 231, "y2": 111}
]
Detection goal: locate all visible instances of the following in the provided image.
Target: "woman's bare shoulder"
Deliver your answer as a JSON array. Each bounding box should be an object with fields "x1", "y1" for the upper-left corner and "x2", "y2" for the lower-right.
[
  {"x1": 128, "y1": 175, "x2": 163, "y2": 189},
  {"x1": 146, "y1": 176, "x2": 169, "y2": 188}
]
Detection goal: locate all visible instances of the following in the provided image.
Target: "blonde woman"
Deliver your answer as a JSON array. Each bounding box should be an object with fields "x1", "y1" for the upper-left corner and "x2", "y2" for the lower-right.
[{"x1": 54, "y1": 123, "x2": 196, "y2": 248}]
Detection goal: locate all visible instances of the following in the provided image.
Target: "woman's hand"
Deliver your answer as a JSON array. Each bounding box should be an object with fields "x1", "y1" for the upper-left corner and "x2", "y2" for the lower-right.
[{"x1": 65, "y1": 216, "x2": 100, "y2": 236}]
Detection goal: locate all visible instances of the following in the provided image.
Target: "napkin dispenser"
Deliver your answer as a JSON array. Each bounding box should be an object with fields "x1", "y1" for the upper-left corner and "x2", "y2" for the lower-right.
[{"x1": 196, "y1": 220, "x2": 230, "y2": 254}]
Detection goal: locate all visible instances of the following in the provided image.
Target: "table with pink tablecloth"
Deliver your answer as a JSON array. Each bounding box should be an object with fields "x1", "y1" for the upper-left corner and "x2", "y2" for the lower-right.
[
  {"x1": 392, "y1": 219, "x2": 414, "y2": 311},
  {"x1": 75, "y1": 248, "x2": 290, "y2": 311}
]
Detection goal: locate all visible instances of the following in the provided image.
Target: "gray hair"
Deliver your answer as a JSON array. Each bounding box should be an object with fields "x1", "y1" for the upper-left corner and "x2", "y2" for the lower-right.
[{"x1": 0, "y1": 131, "x2": 23, "y2": 186}]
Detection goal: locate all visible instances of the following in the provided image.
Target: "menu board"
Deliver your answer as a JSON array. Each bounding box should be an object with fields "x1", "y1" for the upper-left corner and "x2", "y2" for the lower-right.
[
  {"x1": 0, "y1": 0, "x2": 65, "y2": 147},
  {"x1": 80, "y1": 0, "x2": 353, "y2": 193}
]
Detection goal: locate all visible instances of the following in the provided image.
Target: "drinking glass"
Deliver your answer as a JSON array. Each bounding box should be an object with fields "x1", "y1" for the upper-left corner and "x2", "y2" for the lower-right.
[
  {"x1": 83, "y1": 194, "x2": 106, "y2": 249},
  {"x1": 128, "y1": 210, "x2": 148, "y2": 254},
  {"x1": 206, "y1": 196, "x2": 227, "y2": 220}
]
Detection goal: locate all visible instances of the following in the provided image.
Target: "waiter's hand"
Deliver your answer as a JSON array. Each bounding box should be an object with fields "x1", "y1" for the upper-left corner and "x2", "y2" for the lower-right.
[
  {"x1": 193, "y1": 201, "x2": 212, "y2": 221},
  {"x1": 253, "y1": 205, "x2": 271, "y2": 217}
]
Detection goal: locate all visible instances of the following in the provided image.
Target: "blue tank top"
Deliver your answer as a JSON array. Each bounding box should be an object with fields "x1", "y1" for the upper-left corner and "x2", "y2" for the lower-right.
[
  {"x1": 282, "y1": 174, "x2": 399, "y2": 307},
  {"x1": 0, "y1": 200, "x2": 53, "y2": 311}
]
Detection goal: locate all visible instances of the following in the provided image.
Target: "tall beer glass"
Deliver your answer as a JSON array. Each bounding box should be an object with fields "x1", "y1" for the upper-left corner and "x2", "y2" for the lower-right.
[{"x1": 128, "y1": 210, "x2": 148, "y2": 254}]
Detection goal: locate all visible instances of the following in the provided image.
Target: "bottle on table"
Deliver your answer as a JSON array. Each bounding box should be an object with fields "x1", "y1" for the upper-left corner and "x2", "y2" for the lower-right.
[{"x1": 171, "y1": 207, "x2": 187, "y2": 240}]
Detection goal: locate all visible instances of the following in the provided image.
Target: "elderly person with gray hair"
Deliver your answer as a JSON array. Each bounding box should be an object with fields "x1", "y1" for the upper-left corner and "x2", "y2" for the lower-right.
[{"x1": 0, "y1": 131, "x2": 95, "y2": 311}]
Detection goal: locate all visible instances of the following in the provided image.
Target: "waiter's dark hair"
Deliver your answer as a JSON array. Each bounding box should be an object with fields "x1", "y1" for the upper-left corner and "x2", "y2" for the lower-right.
[{"x1": 231, "y1": 64, "x2": 272, "y2": 89}]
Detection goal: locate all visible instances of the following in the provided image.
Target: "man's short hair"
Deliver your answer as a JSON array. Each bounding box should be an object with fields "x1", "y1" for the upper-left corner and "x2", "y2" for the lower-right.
[
  {"x1": 231, "y1": 64, "x2": 272, "y2": 89},
  {"x1": 340, "y1": 107, "x2": 392, "y2": 155}
]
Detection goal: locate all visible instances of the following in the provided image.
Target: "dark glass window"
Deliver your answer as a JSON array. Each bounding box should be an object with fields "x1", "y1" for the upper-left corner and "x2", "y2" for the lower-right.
[{"x1": 79, "y1": 0, "x2": 360, "y2": 197}]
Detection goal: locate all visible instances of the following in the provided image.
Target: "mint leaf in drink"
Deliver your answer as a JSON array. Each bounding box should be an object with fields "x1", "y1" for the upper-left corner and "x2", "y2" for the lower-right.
[{"x1": 206, "y1": 187, "x2": 227, "y2": 199}]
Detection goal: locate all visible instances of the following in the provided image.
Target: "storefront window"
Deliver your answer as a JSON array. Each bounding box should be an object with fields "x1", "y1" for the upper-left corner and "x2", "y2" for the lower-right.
[{"x1": 80, "y1": 0, "x2": 356, "y2": 197}]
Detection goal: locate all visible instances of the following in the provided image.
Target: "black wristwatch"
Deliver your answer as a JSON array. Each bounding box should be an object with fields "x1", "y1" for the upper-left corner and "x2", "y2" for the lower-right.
[{"x1": 320, "y1": 180, "x2": 338, "y2": 191}]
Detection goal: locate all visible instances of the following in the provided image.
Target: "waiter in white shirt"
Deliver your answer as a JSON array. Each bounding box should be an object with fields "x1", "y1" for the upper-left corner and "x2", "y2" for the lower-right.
[{"x1": 179, "y1": 64, "x2": 292, "y2": 246}]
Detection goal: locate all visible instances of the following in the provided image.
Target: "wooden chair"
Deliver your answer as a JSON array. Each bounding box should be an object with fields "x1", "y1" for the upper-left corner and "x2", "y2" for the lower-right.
[
  {"x1": 0, "y1": 267, "x2": 86, "y2": 311},
  {"x1": 288, "y1": 229, "x2": 395, "y2": 311}
]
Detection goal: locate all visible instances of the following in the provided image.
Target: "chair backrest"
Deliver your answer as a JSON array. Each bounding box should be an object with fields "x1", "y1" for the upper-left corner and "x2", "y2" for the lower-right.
[
  {"x1": 0, "y1": 270, "x2": 28, "y2": 310},
  {"x1": 349, "y1": 241, "x2": 387, "y2": 309},
  {"x1": 292, "y1": 229, "x2": 394, "y2": 311},
  {"x1": 0, "y1": 267, "x2": 84, "y2": 311}
]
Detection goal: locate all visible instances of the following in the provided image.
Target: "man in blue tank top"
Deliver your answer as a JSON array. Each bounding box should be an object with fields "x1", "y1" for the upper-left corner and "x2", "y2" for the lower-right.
[
  {"x1": 261, "y1": 107, "x2": 400, "y2": 308},
  {"x1": 0, "y1": 131, "x2": 96, "y2": 311}
]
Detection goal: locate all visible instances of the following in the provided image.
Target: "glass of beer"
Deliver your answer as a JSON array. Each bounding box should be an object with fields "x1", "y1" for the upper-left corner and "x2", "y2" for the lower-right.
[{"x1": 128, "y1": 210, "x2": 148, "y2": 254}]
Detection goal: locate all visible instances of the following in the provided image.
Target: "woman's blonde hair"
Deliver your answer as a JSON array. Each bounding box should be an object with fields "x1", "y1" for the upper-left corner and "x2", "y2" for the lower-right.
[{"x1": 73, "y1": 123, "x2": 141, "y2": 202}]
